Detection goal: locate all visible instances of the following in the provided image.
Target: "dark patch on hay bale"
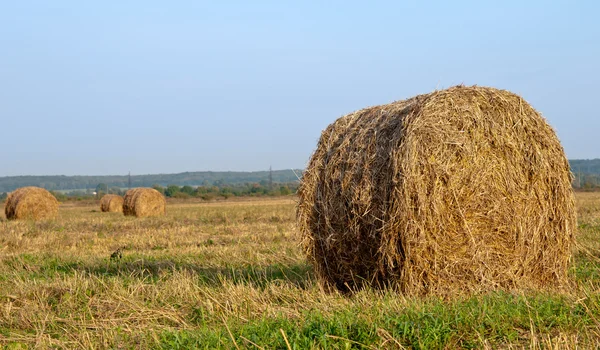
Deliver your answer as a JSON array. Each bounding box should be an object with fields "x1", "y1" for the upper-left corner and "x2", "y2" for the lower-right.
[
  {"x1": 123, "y1": 188, "x2": 166, "y2": 218},
  {"x1": 100, "y1": 194, "x2": 124, "y2": 213},
  {"x1": 5, "y1": 186, "x2": 59, "y2": 220},
  {"x1": 297, "y1": 85, "x2": 576, "y2": 295}
]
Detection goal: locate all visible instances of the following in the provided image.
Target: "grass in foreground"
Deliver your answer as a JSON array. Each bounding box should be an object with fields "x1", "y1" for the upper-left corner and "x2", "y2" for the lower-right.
[{"x1": 0, "y1": 195, "x2": 599, "y2": 349}]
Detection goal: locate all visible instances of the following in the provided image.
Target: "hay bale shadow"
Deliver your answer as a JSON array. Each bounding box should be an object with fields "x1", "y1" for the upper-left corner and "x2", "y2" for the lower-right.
[{"x1": 73, "y1": 259, "x2": 315, "y2": 289}]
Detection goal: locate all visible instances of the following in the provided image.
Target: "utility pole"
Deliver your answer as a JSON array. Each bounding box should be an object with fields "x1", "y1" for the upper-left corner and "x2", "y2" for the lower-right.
[
  {"x1": 128, "y1": 171, "x2": 131, "y2": 190},
  {"x1": 269, "y1": 166, "x2": 273, "y2": 190}
]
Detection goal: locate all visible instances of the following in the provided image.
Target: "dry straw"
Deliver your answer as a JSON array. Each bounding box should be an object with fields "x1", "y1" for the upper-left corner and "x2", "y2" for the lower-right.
[
  {"x1": 297, "y1": 85, "x2": 576, "y2": 296},
  {"x1": 100, "y1": 194, "x2": 124, "y2": 213},
  {"x1": 123, "y1": 188, "x2": 166, "y2": 218},
  {"x1": 4, "y1": 186, "x2": 59, "y2": 220}
]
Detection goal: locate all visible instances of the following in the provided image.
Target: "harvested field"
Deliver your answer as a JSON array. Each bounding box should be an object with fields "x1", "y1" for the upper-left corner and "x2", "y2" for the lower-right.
[{"x1": 0, "y1": 196, "x2": 598, "y2": 348}]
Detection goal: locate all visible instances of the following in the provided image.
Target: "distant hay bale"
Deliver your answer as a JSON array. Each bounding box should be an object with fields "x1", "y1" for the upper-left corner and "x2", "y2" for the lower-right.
[
  {"x1": 5, "y1": 186, "x2": 59, "y2": 220},
  {"x1": 100, "y1": 194, "x2": 124, "y2": 213},
  {"x1": 297, "y1": 85, "x2": 576, "y2": 295},
  {"x1": 123, "y1": 188, "x2": 166, "y2": 217}
]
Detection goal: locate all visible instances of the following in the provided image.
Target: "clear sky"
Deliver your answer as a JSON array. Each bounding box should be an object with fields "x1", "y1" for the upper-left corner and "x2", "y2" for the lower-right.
[{"x1": 1, "y1": 1, "x2": 598, "y2": 176}]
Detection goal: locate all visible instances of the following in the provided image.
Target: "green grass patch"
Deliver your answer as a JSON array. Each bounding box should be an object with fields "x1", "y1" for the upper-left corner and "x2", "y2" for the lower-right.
[{"x1": 157, "y1": 291, "x2": 597, "y2": 349}]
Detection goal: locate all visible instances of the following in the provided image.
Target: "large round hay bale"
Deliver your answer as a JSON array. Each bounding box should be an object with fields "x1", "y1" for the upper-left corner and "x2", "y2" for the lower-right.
[
  {"x1": 297, "y1": 85, "x2": 576, "y2": 295},
  {"x1": 100, "y1": 194, "x2": 124, "y2": 213},
  {"x1": 5, "y1": 186, "x2": 59, "y2": 220},
  {"x1": 123, "y1": 188, "x2": 166, "y2": 217}
]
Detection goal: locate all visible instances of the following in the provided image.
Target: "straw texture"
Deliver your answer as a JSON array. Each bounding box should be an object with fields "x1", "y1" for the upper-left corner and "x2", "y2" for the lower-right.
[
  {"x1": 5, "y1": 186, "x2": 59, "y2": 220},
  {"x1": 100, "y1": 194, "x2": 124, "y2": 213},
  {"x1": 123, "y1": 188, "x2": 166, "y2": 218},
  {"x1": 297, "y1": 85, "x2": 576, "y2": 295}
]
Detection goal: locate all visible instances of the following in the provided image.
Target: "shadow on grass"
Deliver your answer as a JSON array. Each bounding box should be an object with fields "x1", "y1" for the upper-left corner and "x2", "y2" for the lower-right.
[{"x1": 69, "y1": 258, "x2": 315, "y2": 289}]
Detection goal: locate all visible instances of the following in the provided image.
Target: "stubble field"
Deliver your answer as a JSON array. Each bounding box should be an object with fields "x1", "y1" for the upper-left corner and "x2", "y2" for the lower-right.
[{"x1": 0, "y1": 194, "x2": 599, "y2": 349}]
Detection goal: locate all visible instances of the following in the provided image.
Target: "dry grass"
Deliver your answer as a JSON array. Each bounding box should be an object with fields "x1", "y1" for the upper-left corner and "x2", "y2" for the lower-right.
[
  {"x1": 99, "y1": 194, "x2": 123, "y2": 213},
  {"x1": 123, "y1": 188, "x2": 166, "y2": 218},
  {"x1": 0, "y1": 195, "x2": 597, "y2": 348},
  {"x1": 0, "y1": 198, "x2": 302, "y2": 347},
  {"x1": 298, "y1": 85, "x2": 575, "y2": 295},
  {"x1": 4, "y1": 186, "x2": 59, "y2": 221}
]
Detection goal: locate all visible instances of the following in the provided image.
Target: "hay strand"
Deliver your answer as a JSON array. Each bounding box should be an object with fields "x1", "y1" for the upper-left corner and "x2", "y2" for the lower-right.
[{"x1": 297, "y1": 85, "x2": 576, "y2": 295}]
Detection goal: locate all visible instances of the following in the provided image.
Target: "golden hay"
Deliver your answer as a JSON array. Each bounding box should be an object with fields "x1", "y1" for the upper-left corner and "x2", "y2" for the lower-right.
[
  {"x1": 100, "y1": 194, "x2": 124, "y2": 213},
  {"x1": 5, "y1": 186, "x2": 59, "y2": 220},
  {"x1": 297, "y1": 85, "x2": 576, "y2": 295},
  {"x1": 123, "y1": 188, "x2": 166, "y2": 218}
]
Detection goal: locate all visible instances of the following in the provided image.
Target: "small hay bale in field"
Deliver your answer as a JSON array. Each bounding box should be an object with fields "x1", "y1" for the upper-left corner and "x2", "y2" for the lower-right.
[
  {"x1": 297, "y1": 85, "x2": 576, "y2": 295},
  {"x1": 5, "y1": 186, "x2": 59, "y2": 220},
  {"x1": 100, "y1": 194, "x2": 124, "y2": 213},
  {"x1": 123, "y1": 188, "x2": 166, "y2": 217}
]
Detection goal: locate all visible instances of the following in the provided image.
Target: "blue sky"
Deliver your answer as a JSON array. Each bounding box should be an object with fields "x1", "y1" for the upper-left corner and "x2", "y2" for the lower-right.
[{"x1": 1, "y1": 1, "x2": 598, "y2": 176}]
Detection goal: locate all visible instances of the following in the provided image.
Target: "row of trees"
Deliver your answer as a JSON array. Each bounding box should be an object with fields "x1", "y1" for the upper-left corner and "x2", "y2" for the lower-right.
[
  {"x1": 0, "y1": 182, "x2": 299, "y2": 202},
  {"x1": 572, "y1": 174, "x2": 600, "y2": 190},
  {"x1": 88, "y1": 181, "x2": 298, "y2": 200},
  {"x1": 0, "y1": 170, "x2": 303, "y2": 193},
  {"x1": 150, "y1": 182, "x2": 298, "y2": 199}
]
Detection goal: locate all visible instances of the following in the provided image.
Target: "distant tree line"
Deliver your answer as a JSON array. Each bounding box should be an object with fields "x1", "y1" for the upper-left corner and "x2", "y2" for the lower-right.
[
  {"x1": 572, "y1": 174, "x2": 600, "y2": 191},
  {"x1": 4, "y1": 160, "x2": 600, "y2": 198},
  {"x1": 151, "y1": 182, "x2": 298, "y2": 199},
  {"x1": 570, "y1": 159, "x2": 600, "y2": 175},
  {"x1": 19, "y1": 182, "x2": 299, "y2": 202},
  {"x1": 0, "y1": 170, "x2": 302, "y2": 193}
]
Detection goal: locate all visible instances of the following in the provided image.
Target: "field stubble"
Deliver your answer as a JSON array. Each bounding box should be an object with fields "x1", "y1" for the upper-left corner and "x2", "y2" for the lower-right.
[{"x1": 0, "y1": 195, "x2": 598, "y2": 349}]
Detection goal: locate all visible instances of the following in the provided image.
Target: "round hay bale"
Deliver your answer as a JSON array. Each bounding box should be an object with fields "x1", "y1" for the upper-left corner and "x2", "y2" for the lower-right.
[
  {"x1": 5, "y1": 186, "x2": 59, "y2": 220},
  {"x1": 297, "y1": 85, "x2": 576, "y2": 295},
  {"x1": 100, "y1": 194, "x2": 124, "y2": 213},
  {"x1": 123, "y1": 188, "x2": 166, "y2": 218}
]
